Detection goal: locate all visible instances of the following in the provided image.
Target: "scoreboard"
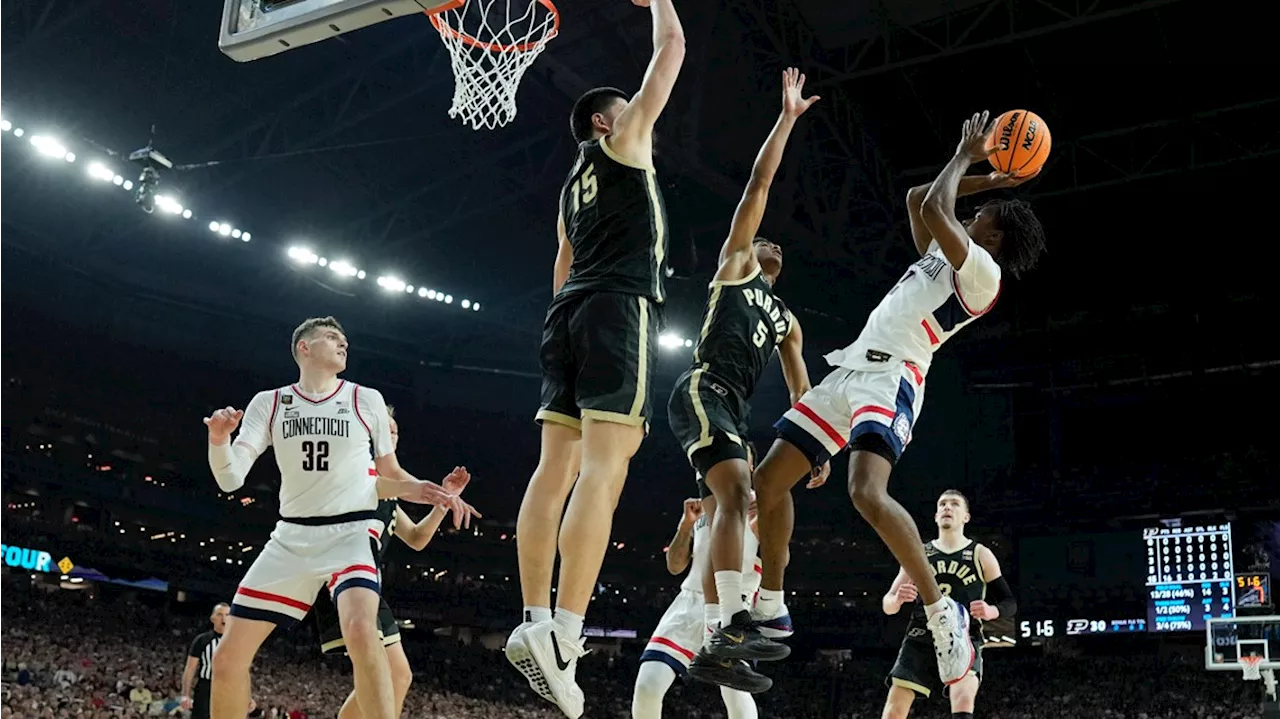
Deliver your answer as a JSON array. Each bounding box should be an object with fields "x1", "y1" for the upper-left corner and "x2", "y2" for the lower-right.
[{"x1": 1144, "y1": 523, "x2": 1234, "y2": 632}]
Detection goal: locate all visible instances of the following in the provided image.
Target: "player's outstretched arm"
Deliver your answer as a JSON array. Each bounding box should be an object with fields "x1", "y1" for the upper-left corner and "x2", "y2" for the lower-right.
[
  {"x1": 921, "y1": 111, "x2": 1008, "y2": 270},
  {"x1": 905, "y1": 170, "x2": 1035, "y2": 257},
  {"x1": 970, "y1": 545, "x2": 1017, "y2": 621},
  {"x1": 665, "y1": 498, "x2": 701, "y2": 575},
  {"x1": 609, "y1": 0, "x2": 686, "y2": 167},
  {"x1": 205, "y1": 392, "x2": 273, "y2": 493},
  {"x1": 393, "y1": 467, "x2": 476, "y2": 549},
  {"x1": 882, "y1": 567, "x2": 917, "y2": 615},
  {"x1": 717, "y1": 68, "x2": 820, "y2": 282},
  {"x1": 552, "y1": 211, "x2": 572, "y2": 295}
]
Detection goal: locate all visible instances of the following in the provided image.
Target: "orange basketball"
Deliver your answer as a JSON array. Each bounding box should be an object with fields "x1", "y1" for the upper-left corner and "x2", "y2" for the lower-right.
[{"x1": 985, "y1": 109, "x2": 1051, "y2": 177}]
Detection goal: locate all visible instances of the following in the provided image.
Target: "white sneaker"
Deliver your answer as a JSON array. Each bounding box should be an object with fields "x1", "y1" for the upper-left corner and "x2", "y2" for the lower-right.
[
  {"x1": 927, "y1": 598, "x2": 975, "y2": 685},
  {"x1": 750, "y1": 603, "x2": 794, "y2": 639},
  {"x1": 521, "y1": 620, "x2": 586, "y2": 719},
  {"x1": 504, "y1": 622, "x2": 554, "y2": 704}
]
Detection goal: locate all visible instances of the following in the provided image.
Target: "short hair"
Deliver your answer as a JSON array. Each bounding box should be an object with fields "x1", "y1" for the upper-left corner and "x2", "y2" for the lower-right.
[
  {"x1": 978, "y1": 198, "x2": 1046, "y2": 279},
  {"x1": 570, "y1": 87, "x2": 629, "y2": 143},
  {"x1": 290, "y1": 316, "x2": 345, "y2": 362},
  {"x1": 211, "y1": 602, "x2": 230, "y2": 614},
  {"x1": 939, "y1": 489, "x2": 970, "y2": 513}
]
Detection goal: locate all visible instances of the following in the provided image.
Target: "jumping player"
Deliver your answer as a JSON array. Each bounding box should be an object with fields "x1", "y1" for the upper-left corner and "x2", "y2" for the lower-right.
[
  {"x1": 203, "y1": 316, "x2": 478, "y2": 719},
  {"x1": 508, "y1": 1, "x2": 687, "y2": 716},
  {"x1": 312, "y1": 406, "x2": 475, "y2": 719},
  {"x1": 631, "y1": 494, "x2": 761, "y2": 718},
  {"x1": 881, "y1": 490, "x2": 1015, "y2": 719},
  {"x1": 664, "y1": 67, "x2": 826, "y2": 692},
  {"x1": 746, "y1": 112, "x2": 1046, "y2": 689}
]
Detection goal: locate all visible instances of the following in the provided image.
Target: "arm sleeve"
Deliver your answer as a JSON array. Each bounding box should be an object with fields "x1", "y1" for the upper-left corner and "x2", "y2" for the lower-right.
[
  {"x1": 208, "y1": 391, "x2": 274, "y2": 493},
  {"x1": 986, "y1": 574, "x2": 1017, "y2": 618},
  {"x1": 953, "y1": 239, "x2": 1001, "y2": 315},
  {"x1": 354, "y1": 386, "x2": 395, "y2": 458}
]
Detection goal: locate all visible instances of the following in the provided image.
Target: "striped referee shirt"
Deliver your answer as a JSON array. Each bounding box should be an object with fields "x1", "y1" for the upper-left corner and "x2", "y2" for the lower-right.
[{"x1": 188, "y1": 631, "x2": 222, "y2": 683}]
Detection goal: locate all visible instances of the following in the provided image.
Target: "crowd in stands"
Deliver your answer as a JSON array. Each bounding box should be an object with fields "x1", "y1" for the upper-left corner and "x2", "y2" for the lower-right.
[{"x1": 1, "y1": 579, "x2": 1266, "y2": 719}]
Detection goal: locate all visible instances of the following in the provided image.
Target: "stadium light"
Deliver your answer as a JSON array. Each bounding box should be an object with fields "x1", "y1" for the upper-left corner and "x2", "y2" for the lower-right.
[{"x1": 659, "y1": 332, "x2": 692, "y2": 350}]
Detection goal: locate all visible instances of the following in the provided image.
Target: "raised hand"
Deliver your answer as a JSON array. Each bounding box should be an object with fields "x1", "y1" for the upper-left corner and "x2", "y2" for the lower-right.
[
  {"x1": 781, "y1": 67, "x2": 820, "y2": 119},
  {"x1": 441, "y1": 466, "x2": 472, "y2": 496},
  {"x1": 203, "y1": 407, "x2": 244, "y2": 443},
  {"x1": 682, "y1": 498, "x2": 703, "y2": 525},
  {"x1": 983, "y1": 166, "x2": 1042, "y2": 189},
  {"x1": 956, "y1": 110, "x2": 997, "y2": 162}
]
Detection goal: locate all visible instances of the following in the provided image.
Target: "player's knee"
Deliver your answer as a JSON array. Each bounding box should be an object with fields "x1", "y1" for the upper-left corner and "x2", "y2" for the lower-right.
[
  {"x1": 881, "y1": 688, "x2": 914, "y2": 719},
  {"x1": 631, "y1": 662, "x2": 673, "y2": 717}
]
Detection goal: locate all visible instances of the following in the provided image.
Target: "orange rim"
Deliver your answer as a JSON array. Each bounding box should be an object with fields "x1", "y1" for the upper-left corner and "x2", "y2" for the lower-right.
[{"x1": 426, "y1": 0, "x2": 560, "y2": 54}]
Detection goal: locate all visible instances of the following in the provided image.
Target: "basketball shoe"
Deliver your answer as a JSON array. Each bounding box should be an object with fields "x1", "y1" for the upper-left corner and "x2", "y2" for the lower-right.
[
  {"x1": 750, "y1": 601, "x2": 794, "y2": 639},
  {"x1": 928, "y1": 597, "x2": 975, "y2": 685},
  {"x1": 703, "y1": 610, "x2": 791, "y2": 662},
  {"x1": 519, "y1": 620, "x2": 586, "y2": 719},
  {"x1": 504, "y1": 622, "x2": 554, "y2": 704}
]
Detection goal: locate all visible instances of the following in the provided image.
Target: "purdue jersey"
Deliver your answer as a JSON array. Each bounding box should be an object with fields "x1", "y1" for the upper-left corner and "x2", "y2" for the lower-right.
[
  {"x1": 557, "y1": 138, "x2": 669, "y2": 304},
  {"x1": 689, "y1": 265, "x2": 793, "y2": 401},
  {"x1": 825, "y1": 239, "x2": 1000, "y2": 377},
  {"x1": 373, "y1": 498, "x2": 397, "y2": 565},
  {"x1": 681, "y1": 511, "x2": 761, "y2": 595},
  {"x1": 235, "y1": 380, "x2": 393, "y2": 518},
  {"x1": 907, "y1": 539, "x2": 987, "y2": 639}
]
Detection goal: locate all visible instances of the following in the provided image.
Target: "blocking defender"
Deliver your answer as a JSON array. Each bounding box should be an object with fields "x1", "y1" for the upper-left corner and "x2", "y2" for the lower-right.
[
  {"x1": 203, "y1": 316, "x2": 478, "y2": 719},
  {"x1": 632, "y1": 492, "x2": 762, "y2": 719},
  {"x1": 507, "y1": 0, "x2": 687, "y2": 716},
  {"x1": 746, "y1": 112, "x2": 1046, "y2": 689},
  {"x1": 880, "y1": 490, "x2": 1015, "y2": 719},
  {"x1": 665, "y1": 66, "x2": 827, "y2": 693},
  {"x1": 311, "y1": 406, "x2": 476, "y2": 719}
]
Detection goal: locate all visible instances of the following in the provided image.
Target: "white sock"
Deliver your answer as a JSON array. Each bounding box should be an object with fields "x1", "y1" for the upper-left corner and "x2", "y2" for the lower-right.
[
  {"x1": 631, "y1": 661, "x2": 676, "y2": 719},
  {"x1": 755, "y1": 588, "x2": 784, "y2": 618},
  {"x1": 553, "y1": 607, "x2": 584, "y2": 640},
  {"x1": 523, "y1": 605, "x2": 552, "y2": 624},
  {"x1": 715, "y1": 571, "x2": 745, "y2": 626},
  {"x1": 720, "y1": 686, "x2": 759, "y2": 719},
  {"x1": 704, "y1": 603, "x2": 721, "y2": 630},
  {"x1": 925, "y1": 597, "x2": 950, "y2": 619}
]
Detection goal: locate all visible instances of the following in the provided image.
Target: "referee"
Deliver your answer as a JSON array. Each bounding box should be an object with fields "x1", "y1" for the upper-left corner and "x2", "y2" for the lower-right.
[{"x1": 181, "y1": 602, "x2": 229, "y2": 719}]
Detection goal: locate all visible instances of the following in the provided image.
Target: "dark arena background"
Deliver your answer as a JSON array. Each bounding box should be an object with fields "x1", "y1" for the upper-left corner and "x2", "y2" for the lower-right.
[{"x1": 3, "y1": 0, "x2": 1279, "y2": 717}]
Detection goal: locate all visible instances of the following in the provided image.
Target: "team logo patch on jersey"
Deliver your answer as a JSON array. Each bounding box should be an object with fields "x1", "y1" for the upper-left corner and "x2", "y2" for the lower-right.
[
  {"x1": 924, "y1": 543, "x2": 939, "y2": 557},
  {"x1": 865, "y1": 349, "x2": 891, "y2": 363},
  {"x1": 892, "y1": 414, "x2": 911, "y2": 444},
  {"x1": 281, "y1": 394, "x2": 293, "y2": 405},
  {"x1": 963, "y1": 550, "x2": 974, "y2": 561}
]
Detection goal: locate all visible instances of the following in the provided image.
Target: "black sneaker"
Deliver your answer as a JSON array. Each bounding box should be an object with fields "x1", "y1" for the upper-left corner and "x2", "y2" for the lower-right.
[
  {"x1": 703, "y1": 611, "x2": 791, "y2": 662},
  {"x1": 687, "y1": 653, "x2": 773, "y2": 694}
]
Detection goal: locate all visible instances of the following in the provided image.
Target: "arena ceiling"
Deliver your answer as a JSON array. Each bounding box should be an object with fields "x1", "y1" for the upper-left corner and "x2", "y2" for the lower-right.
[{"x1": 3, "y1": 0, "x2": 1276, "y2": 382}]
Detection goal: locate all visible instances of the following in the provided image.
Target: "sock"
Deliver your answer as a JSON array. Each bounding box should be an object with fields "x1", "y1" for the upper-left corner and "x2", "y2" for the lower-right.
[
  {"x1": 631, "y1": 661, "x2": 677, "y2": 719},
  {"x1": 704, "y1": 603, "x2": 721, "y2": 630},
  {"x1": 755, "y1": 588, "x2": 784, "y2": 618},
  {"x1": 720, "y1": 686, "x2": 759, "y2": 719},
  {"x1": 925, "y1": 597, "x2": 950, "y2": 619},
  {"x1": 951, "y1": 713, "x2": 973, "y2": 719},
  {"x1": 715, "y1": 571, "x2": 745, "y2": 626},
  {"x1": 553, "y1": 607, "x2": 584, "y2": 640},
  {"x1": 523, "y1": 605, "x2": 552, "y2": 624}
]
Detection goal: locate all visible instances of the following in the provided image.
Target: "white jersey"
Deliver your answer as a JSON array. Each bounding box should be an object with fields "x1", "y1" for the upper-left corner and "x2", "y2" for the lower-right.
[
  {"x1": 234, "y1": 380, "x2": 393, "y2": 518},
  {"x1": 825, "y1": 238, "x2": 1001, "y2": 376},
  {"x1": 681, "y1": 512, "x2": 761, "y2": 594}
]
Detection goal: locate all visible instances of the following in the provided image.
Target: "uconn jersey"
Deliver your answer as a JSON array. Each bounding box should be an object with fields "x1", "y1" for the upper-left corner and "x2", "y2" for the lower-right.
[
  {"x1": 827, "y1": 238, "x2": 1001, "y2": 376},
  {"x1": 236, "y1": 380, "x2": 392, "y2": 518}
]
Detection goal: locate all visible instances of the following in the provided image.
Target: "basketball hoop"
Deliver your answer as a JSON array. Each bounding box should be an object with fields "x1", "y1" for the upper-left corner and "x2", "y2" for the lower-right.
[
  {"x1": 427, "y1": 0, "x2": 560, "y2": 130},
  {"x1": 1243, "y1": 655, "x2": 1264, "y2": 681}
]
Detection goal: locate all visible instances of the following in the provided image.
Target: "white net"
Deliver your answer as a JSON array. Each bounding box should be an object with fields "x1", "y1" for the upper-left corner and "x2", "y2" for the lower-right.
[
  {"x1": 429, "y1": 0, "x2": 559, "y2": 130},
  {"x1": 1243, "y1": 656, "x2": 1263, "y2": 681}
]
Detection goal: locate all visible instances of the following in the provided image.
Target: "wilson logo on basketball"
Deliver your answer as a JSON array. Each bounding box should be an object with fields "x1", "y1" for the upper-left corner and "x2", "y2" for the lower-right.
[
  {"x1": 1021, "y1": 120, "x2": 1039, "y2": 151},
  {"x1": 998, "y1": 112, "x2": 1021, "y2": 151}
]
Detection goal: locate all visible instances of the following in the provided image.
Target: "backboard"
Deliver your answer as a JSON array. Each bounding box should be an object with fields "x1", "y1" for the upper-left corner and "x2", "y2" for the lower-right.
[
  {"x1": 1206, "y1": 615, "x2": 1280, "y2": 672},
  {"x1": 220, "y1": 0, "x2": 460, "y2": 62}
]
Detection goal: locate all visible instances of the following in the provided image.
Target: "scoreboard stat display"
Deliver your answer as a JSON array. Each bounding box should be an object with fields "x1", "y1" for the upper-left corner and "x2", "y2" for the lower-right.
[{"x1": 1144, "y1": 523, "x2": 1234, "y2": 632}]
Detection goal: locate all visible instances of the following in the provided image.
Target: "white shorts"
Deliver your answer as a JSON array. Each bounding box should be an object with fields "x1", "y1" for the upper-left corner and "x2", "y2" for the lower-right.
[
  {"x1": 640, "y1": 589, "x2": 705, "y2": 675},
  {"x1": 231, "y1": 519, "x2": 382, "y2": 626},
  {"x1": 775, "y1": 360, "x2": 926, "y2": 465}
]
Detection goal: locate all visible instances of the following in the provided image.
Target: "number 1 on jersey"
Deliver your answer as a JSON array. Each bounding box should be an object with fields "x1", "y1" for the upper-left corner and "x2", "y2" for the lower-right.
[
  {"x1": 569, "y1": 163, "x2": 598, "y2": 217},
  {"x1": 301, "y1": 440, "x2": 330, "y2": 472}
]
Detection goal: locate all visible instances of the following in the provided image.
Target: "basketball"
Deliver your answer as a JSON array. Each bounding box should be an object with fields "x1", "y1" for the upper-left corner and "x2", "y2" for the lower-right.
[{"x1": 986, "y1": 109, "x2": 1051, "y2": 177}]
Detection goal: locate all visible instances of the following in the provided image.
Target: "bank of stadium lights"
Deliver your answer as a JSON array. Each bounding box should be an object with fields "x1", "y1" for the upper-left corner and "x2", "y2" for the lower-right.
[
  {"x1": 658, "y1": 331, "x2": 694, "y2": 351},
  {"x1": 5, "y1": 113, "x2": 481, "y2": 311}
]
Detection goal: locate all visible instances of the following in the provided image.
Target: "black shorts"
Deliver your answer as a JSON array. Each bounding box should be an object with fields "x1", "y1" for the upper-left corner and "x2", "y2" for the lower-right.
[
  {"x1": 315, "y1": 593, "x2": 401, "y2": 655},
  {"x1": 191, "y1": 682, "x2": 211, "y2": 719},
  {"x1": 536, "y1": 291, "x2": 661, "y2": 431},
  {"x1": 667, "y1": 368, "x2": 751, "y2": 496},
  {"x1": 886, "y1": 633, "x2": 983, "y2": 699}
]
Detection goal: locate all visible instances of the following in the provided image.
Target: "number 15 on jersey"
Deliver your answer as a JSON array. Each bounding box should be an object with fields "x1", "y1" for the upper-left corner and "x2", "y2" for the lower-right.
[{"x1": 568, "y1": 163, "x2": 598, "y2": 216}]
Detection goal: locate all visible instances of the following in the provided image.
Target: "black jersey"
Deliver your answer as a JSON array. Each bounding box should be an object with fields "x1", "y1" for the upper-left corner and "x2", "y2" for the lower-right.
[
  {"x1": 688, "y1": 265, "x2": 792, "y2": 401},
  {"x1": 907, "y1": 539, "x2": 987, "y2": 639},
  {"x1": 374, "y1": 499, "x2": 397, "y2": 566},
  {"x1": 187, "y1": 630, "x2": 222, "y2": 684},
  {"x1": 557, "y1": 139, "x2": 670, "y2": 304}
]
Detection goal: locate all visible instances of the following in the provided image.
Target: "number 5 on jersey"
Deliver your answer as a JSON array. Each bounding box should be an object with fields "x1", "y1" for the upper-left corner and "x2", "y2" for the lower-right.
[
  {"x1": 568, "y1": 163, "x2": 598, "y2": 217},
  {"x1": 301, "y1": 440, "x2": 330, "y2": 472}
]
